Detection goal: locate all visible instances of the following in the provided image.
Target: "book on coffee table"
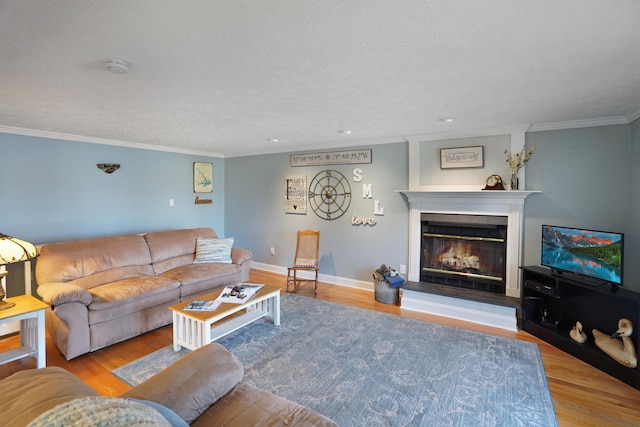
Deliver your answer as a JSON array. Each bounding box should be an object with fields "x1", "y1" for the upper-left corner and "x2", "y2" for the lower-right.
[
  {"x1": 216, "y1": 283, "x2": 264, "y2": 304},
  {"x1": 183, "y1": 300, "x2": 221, "y2": 311}
]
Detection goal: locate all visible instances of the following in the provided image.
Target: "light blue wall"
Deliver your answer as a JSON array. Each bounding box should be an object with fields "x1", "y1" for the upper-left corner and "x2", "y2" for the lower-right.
[
  {"x1": 630, "y1": 119, "x2": 640, "y2": 288},
  {"x1": 3, "y1": 122, "x2": 638, "y2": 295},
  {"x1": 225, "y1": 143, "x2": 409, "y2": 283},
  {"x1": 524, "y1": 125, "x2": 636, "y2": 290},
  {"x1": 227, "y1": 125, "x2": 638, "y2": 291},
  {"x1": 1, "y1": 132, "x2": 224, "y2": 294}
]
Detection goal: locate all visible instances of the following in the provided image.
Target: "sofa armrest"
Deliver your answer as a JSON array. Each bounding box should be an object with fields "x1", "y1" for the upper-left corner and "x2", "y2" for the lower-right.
[
  {"x1": 231, "y1": 247, "x2": 252, "y2": 265},
  {"x1": 121, "y1": 343, "x2": 244, "y2": 424},
  {"x1": 37, "y1": 282, "x2": 92, "y2": 306}
]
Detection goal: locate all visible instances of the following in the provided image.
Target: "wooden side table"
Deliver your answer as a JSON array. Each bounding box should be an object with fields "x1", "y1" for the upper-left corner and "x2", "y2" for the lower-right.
[{"x1": 0, "y1": 295, "x2": 49, "y2": 368}]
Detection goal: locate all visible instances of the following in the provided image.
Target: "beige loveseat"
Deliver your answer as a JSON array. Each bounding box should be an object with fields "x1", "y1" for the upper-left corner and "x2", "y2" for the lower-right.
[
  {"x1": 0, "y1": 343, "x2": 337, "y2": 426},
  {"x1": 36, "y1": 228, "x2": 252, "y2": 360}
]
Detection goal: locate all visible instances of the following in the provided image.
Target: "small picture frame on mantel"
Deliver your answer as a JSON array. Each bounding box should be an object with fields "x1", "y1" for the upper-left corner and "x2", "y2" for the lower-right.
[
  {"x1": 440, "y1": 146, "x2": 484, "y2": 169},
  {"x1": 193, "y1": 162, "x2": 213, "y2": 193}
]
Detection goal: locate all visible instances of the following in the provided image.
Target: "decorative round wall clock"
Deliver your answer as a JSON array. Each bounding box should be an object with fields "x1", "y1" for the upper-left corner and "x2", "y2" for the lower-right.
[{"x1": 308, "y1": 170, "x2": 351, "y2": 220}]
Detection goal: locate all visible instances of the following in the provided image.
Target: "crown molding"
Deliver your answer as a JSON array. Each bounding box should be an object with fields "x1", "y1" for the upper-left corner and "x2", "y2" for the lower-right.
[
  {"x1": 404, "y1": 124, "x2": 531, "y2": 143},
  {"x1": 0, "y1": 125, "x2": 225, "y2": 158},
  {"x1": 626, "y1": 106, "x2": 640, "y2": 123},
  {"x1": 528, "y1": 116, "x2": 630, "y2": 132}
]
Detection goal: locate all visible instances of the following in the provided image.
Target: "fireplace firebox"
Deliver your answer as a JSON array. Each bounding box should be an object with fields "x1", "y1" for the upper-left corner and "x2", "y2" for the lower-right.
[{"x1": 421, "y1": 213, "x2": 507, "y2": 294}]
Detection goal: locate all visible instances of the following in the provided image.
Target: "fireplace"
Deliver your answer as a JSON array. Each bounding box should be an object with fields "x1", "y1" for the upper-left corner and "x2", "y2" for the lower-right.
[
  {"x1": 398, "y1": 190, "x2": 537, "y2": 331},
  {"x1": 421, "y1": 213, "x2": 507, "y2": 294},
  {"x1": 400, "y1": 190, "x2": 537, "y2": 299}
]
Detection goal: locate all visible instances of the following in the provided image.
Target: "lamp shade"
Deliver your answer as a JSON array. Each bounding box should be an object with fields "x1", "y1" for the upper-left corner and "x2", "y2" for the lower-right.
[{"x1": 0, "y1": 233, "x2": 38, "y2": 265}]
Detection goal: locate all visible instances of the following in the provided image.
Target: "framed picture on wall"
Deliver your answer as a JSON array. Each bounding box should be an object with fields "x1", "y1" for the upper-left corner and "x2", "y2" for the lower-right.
[
  {"x1": 440, "y1": 146, "x2": 484, "y2": 169},
  {"x1": 193, "y1": 162, "x2": 213, "y2": 193},
  {"x1": 284, "y1": 175, "x2": 307, "y2": 214}
]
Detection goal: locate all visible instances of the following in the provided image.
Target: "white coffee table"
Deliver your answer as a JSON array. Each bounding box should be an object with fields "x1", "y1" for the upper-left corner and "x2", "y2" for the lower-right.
[{"x1": 170, "y1": 284, "x2": 280, "y2": 351}]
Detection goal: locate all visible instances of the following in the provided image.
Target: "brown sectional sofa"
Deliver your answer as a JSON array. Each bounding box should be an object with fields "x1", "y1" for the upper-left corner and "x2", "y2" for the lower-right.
[
  {"x1": 35, "y1": 228, "x2": 252, "y2": 360},
  {"x1": 0, "y1": 343, "x2": 337, "y2": 426}
]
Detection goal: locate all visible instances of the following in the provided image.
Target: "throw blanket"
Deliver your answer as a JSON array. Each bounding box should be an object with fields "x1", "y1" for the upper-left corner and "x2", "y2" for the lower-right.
[
  {"x1": 385, "y1": 274, "x2": 405, "y2": 287},
  {"x1": 28, "y1": 397, "x2": 171, "y2": 427}
]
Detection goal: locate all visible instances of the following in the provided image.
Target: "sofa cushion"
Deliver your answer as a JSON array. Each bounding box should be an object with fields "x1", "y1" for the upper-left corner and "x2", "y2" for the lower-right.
[
  {"x1": 193, "y1": 237, "x2": 234, "y2": 264},
  {"x1": 145, "y1": 228, "x2": 218, "y2": 275},
  {"x1": 128, "y1": 399, "x2": 188, "y2": 427},
  {"x1": 70, "y1": 265, "x2": 155, "y2": 291},
  {"x1": 37, "y1": 283, "x2": 92, "y2": 306},
  {"x1": 0, "y1": 367, "x2": 99, "y2": 427},
  {"x1": 122, "y1": 343, "x2": 244, "y2": 424},
  {"x1": 161, "y1": 262, "x2": 239, "y2": 286},
  {"x1": 88, "y1": 276, "x2": 180, "y2": 311},
  {"x1": 36, "y1": 235, "x2": 152, "y2": 287},
  {"x1": 191, "y1": 383, "x2": 338, "y2": 427}
]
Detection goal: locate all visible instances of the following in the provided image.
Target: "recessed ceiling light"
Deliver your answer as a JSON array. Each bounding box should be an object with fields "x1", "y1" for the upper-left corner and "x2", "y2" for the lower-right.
[
  {"x1": 104, "y1": 59, "x2": 130, "y2": 74},
  {"x1": 267, "y1": 138, "x2": 279, "y2": 142},
  {"x1": 339, "y1": 130, "x2": 352, "y2": 134},
  {"x1": 437, "y1": 117, "x2": 455, "y2": 123}
]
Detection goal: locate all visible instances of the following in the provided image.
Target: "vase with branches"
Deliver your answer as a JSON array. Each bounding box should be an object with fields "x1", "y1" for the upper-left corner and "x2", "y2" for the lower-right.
[{"x1": 504, "y1": 146, "x2": 537, "y2": 190}]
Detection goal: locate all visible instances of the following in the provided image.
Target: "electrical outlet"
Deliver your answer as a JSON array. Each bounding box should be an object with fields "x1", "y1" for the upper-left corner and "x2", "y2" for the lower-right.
[
  {"x1": 169, "y1": 198, "x2": 174, "y2": 207},
  {"x1": 269, "y1": 247, "x2": 275, "y2": 256},
  {"x1": 399, "y1": 264, "x2": 406, "y2": 274}
]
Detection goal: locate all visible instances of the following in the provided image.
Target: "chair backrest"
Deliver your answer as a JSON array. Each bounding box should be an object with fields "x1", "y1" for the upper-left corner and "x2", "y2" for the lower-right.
[{"x1": 293, "y1": 230, "x2": 320, "y2": 267}]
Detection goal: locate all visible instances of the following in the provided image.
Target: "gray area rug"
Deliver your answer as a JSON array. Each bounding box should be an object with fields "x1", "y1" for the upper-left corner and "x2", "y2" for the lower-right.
[{"x1": 113, "y1": 294, "x2": 557, "y2": 426}]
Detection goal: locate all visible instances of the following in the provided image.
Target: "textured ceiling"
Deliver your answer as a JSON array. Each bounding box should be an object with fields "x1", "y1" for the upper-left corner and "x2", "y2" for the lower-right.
[{"x1": 1, "y1": 1, "x2": 640, "y2": 157}]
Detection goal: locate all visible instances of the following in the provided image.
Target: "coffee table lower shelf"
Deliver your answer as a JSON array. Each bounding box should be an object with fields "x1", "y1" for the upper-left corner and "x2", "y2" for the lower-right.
[{"x1": 171, "y1": 286, "x2": 280, "y2": 351}]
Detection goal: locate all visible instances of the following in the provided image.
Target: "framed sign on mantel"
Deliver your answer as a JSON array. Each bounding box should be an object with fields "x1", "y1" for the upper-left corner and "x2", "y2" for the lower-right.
[{"x1": 440, "y1": 146, "x2": 484, "y2": 169}]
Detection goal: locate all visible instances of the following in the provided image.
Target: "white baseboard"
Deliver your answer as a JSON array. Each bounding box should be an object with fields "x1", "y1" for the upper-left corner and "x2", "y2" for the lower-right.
[
  {"x1": 251, "y1": 262, "x2": 373, "y2": 292},
  {"x1": 252, "y1": 264, "x2": 517, "y2": 331},
  {"x1": 401, "y1": 289, "x2": 518, "y2": 332}
]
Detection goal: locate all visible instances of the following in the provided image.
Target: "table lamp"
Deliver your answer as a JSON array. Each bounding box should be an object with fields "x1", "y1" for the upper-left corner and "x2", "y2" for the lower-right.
[{"x1": 0, "y1": 232, "x2": 39, "y2": 310}]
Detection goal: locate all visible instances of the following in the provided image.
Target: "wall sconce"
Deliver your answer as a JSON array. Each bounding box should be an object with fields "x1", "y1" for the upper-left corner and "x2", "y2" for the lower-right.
[{"x1": 97, "y1": 164, "x2": 120, "y2": 174}]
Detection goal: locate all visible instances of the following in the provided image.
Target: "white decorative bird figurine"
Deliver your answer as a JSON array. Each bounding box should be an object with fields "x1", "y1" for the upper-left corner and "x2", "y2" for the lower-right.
[
  {"x1": 569, "y1": 321, "x2": 587, "y2": 343},
  {"x1": 593, "y1": 318, "x2": 637, "y2": 368}
]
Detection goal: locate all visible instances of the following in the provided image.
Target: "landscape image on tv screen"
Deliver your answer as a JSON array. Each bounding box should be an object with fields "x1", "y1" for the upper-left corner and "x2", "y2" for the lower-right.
[{"x1": 541, "y1": 225, "x2": 623, "y2": 285}]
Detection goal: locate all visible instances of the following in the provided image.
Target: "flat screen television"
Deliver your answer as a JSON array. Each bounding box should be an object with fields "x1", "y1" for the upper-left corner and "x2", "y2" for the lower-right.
[{"x1": 541, "y1": 225, "x2": 624, "y2": 288}]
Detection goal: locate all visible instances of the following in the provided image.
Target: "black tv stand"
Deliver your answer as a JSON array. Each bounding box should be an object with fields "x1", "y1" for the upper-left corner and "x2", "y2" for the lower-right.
[
  {"x1": 522, "y1": 266, "x2": 640, "y2": 390},
  {"x1": 608, "y1": 282, "x2": 620, "y2": 293},
  {"x1": 550, "y1": 268, "x2": 612, "y2": 288}
]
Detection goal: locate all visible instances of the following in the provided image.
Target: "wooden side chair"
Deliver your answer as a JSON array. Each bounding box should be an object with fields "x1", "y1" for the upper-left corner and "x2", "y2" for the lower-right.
[{"x1": 286, "y1": 230, "x2": 320, "y2": 295}]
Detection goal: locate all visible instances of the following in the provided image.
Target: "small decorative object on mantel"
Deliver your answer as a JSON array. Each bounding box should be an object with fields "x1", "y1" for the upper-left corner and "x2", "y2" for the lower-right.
[
  {"x1": 569, "y1": 320, "x2": 587, "y2": 343},
  {"x1": 97, "y1": 163, "x2": 120, "y2": 174},
  {"x1": 483, "y1": 174, "x2": 505, "y2": 190},
  {"x1": 504, "y1": 145, "x2": 537, "y2": 190},
  {"x1": 593, "y1": 318, "x2": 637, "y2": 368}
]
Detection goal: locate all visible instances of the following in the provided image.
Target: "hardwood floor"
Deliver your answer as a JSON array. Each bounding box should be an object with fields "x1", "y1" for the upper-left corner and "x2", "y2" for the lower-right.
[{"x1": 2, "y1": 269, "x2": 640, "y2": 426}]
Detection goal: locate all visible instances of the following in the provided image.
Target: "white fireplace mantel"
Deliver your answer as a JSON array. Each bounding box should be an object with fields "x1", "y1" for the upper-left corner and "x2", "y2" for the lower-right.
[{"x1": 397, "y1": 189, "x2": 539, "y2": 298}]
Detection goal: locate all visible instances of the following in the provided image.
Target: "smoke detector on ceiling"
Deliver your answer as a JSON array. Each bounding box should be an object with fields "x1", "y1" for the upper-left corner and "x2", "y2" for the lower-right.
[{"x1": 103, "y1": 59, "x2": 130, "y2": 74}]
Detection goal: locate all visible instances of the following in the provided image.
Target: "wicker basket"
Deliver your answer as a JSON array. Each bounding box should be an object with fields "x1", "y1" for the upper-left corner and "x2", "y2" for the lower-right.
[{"x1": 373, "y1": 274, "x2": 400, "y2": 304}]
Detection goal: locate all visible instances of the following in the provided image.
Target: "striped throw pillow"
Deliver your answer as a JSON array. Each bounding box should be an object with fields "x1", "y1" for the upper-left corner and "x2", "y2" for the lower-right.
[{"x1": 193, "y1": 237, "x2": 234, "y2": 264}]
